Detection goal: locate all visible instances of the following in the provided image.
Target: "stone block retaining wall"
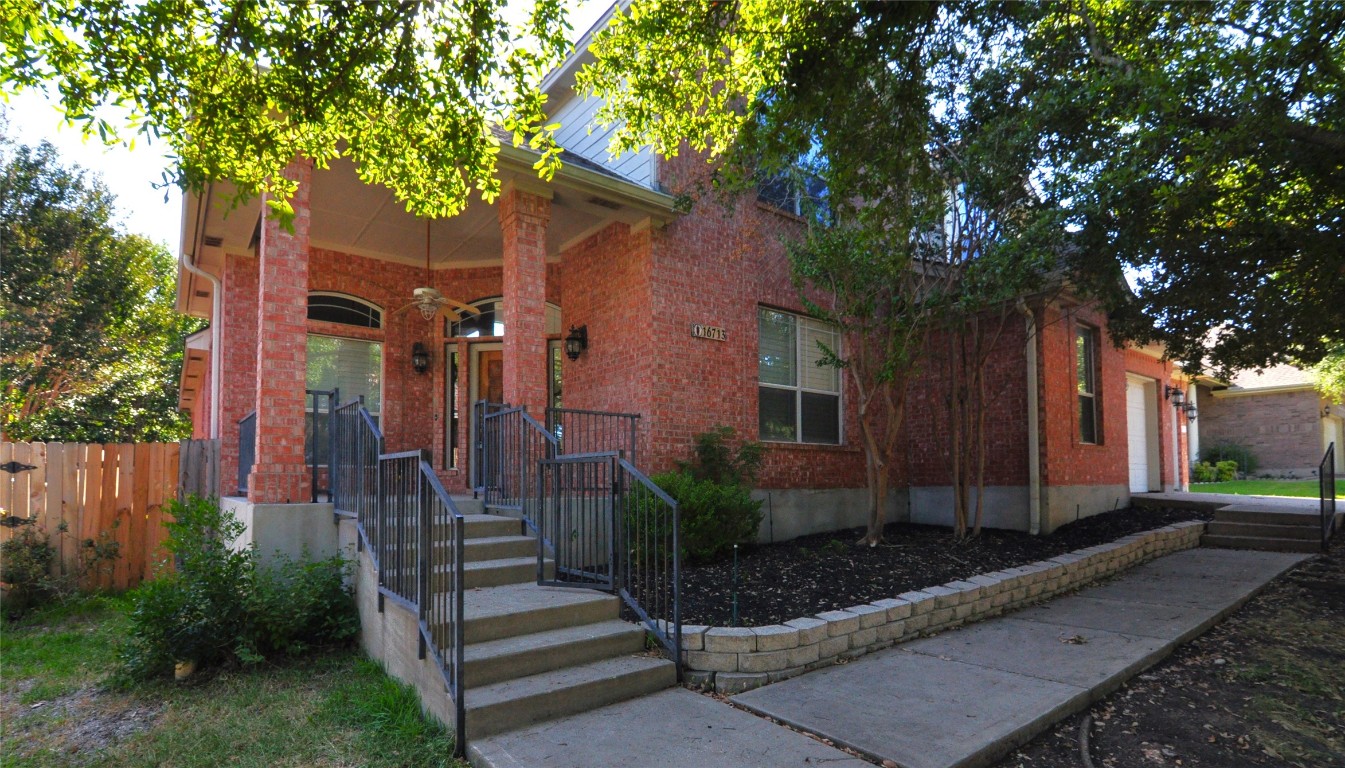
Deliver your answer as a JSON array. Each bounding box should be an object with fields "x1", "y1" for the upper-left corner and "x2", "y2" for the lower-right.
[{"x1": 680, "y1": 520, "x2": 1207, "y2": 695}]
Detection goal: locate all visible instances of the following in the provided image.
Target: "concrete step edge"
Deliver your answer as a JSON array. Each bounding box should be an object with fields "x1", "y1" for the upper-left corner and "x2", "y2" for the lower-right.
[
  {"x1": 459, "y1": 586, "x2": 620, "y2": 644},
  {"x1": 463, "y1": 620, "x2": 647, "y2": 688},
  {"x1": 1205, "y1": 522, "x2": 1322, "y2": 540},
  {"x1": 464, "y1": 655, "x2": 676, "y2": 740},
  {"x1": 1200, "y1": 534, "x2": 1322, "y2": 553}
]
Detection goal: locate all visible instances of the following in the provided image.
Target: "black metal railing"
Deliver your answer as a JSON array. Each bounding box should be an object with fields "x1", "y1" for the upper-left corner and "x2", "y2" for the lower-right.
[
  {"x1": 331, "y1": 400, "x2": 466, "y2": 756},
  {"x1": 304, "y1": 388, "x2": 338, "y2": 502},
  {"x1": 237, "y1": 411, "x2": 257, "y2": 496},
  {"x1": 545, "y1": 407, "x2": 640, "y2": 466},
  {"x1": 333, "y1": 400, "x2": 384, "y2": 550},
  {"x1": 1321, "y1": 442, "x2": 1337, "y2": 552},
  {"x1": 538, "y1": 451, "x2": 681, "y2": 677},
  {"x1": 479, "y1": 405, "x2": 558, "y2": 526},
  {"x1": 472, "y1": 400, "x2": 510, "y2": 493}
]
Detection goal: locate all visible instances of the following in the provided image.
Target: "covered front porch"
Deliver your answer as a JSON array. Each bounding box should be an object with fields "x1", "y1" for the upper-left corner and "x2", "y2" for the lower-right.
[{"x1": 179, "y1": 147, "x2": 676, "y2": 504}]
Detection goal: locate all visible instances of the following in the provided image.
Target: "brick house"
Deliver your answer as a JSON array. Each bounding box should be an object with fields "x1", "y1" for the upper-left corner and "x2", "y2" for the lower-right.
[
  {"x1": 1190, "y1": 364, "x2": 1344, "y2": 478},
  {"x1": 174, "y1": 26, "x2": 1192, "y2": 541}
]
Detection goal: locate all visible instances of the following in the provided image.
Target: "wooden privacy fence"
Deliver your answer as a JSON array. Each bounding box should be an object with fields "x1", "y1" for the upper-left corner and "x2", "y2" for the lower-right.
[{"x1": 0, "y1": 440, "x2": 219, "y2": 591}]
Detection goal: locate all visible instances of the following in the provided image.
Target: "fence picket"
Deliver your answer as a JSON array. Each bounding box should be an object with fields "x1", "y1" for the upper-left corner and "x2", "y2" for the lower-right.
[
  {"x1": 44, "y1": 444, "x2": 64, "y2": 577},
  {"x1": 130, "y1": 443, "x2": 151, "y2": 587},
  {"x1": 61, "y1": 444, "x2": 82, "y2": 577},
  {"x1": 11, "y1": 442, "x2": 32, "y2": 519},
  {"x1": 82, "y1": 444, "x2": 103, "y2": 581},
  {"x1": 97, "y1": 446, "x2": 119, "y2": 591},
  {"x1": 114, "y1": 444, "x2": 135, "y2": 590},
  {"x1": 30, "y1": 442, "x2": 48, "y2": 535}
]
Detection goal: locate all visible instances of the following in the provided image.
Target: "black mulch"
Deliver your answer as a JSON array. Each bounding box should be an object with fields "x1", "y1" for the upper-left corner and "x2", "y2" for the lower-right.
[{"x1": 680, "y1": 506, "x2": 1212, "y2": 627}]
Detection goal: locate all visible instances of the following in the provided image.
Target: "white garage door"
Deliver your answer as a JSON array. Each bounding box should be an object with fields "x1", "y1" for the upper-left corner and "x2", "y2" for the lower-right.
[{"x1": 1127, "y1": 379, "x2": 1151, "y2": 493}]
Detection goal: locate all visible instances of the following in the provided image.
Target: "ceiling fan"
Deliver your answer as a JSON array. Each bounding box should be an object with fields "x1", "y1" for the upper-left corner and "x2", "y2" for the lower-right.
[{"x1": 391, "y1": 221, "x2": 482, "y2": 322}]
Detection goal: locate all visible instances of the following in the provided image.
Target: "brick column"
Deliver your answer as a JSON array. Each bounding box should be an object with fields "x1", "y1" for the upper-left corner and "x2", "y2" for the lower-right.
[
  {"x1": 499, "y1": 185, "x2": 552, "y2": 414},
  {"x1": 249, "y1": 160, "x2": 313, "y2": 503}
]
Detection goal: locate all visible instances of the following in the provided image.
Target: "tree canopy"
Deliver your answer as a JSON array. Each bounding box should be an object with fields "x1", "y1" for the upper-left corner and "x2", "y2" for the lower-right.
[
  {"x1": 1, "y1": 132, "x2": 200, "y2": 442},
  {"x1": 579, "y1": 0, "x2": 1344, "y2": 376},
  {"x1": 0, "y1": 0, "x2": 573, "y2": 219}
]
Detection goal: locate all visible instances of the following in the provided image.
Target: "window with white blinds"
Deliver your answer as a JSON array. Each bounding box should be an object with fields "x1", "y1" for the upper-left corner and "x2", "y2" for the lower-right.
[
  {"x1": 758, "y1": 308, "x2": 841, "y2": 444},
  {"x1": 307, "y1": 335, "x2": 383, "y2": 414}
]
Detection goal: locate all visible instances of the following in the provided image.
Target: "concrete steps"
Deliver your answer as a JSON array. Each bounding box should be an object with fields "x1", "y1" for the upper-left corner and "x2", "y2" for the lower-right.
[
  {"x1": 1201, "y1": 507, "x2": 1333, "y2": 553},
  {"x1": 464, "y1": 654, "x2": 675, "y2": 740},
  {"x1": 447, "y1": 513, "x2": 674, "y2": 746}
]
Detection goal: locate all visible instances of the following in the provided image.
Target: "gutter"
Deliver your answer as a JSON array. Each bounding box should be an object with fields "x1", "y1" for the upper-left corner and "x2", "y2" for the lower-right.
[
  {"x1": 1018, "y1": 299, "x2": 1042, "y2": 535},
  {"x1": 180, "y1": 182, "x2": 223, "y2": 440}
]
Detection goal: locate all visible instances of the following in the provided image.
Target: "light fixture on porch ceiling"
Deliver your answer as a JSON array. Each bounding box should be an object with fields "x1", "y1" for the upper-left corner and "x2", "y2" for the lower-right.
[
  {"x1": 391, "y1": 221, "x2": 483, "y2": 322},
  {"x1": 564, "y1": 325, "x2": 588, "y2": 360}
]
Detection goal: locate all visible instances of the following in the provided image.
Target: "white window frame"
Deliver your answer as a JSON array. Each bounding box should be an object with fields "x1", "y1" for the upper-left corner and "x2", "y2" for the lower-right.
[
  {"x1": 1076, "y1": 324, "x2": 1099, "y2": 445},
  {"x1": 758, "y1": 307, "x2": 843, "y2": 445}
]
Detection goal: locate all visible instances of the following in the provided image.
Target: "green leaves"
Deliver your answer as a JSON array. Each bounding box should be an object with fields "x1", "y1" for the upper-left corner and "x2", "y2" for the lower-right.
[{"x1": 0, "y1": 0, "x2": 572, "y2": 219}]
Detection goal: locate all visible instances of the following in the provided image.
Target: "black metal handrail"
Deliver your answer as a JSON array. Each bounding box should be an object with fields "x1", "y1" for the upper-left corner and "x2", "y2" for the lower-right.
[
  {"x1": 479, "y1": 405, "x2": 558, "y2": 531},
  {"x1": 545, "y1": 407, "x2": 640, "y2": 466},
  {"x1": 472, "y1": 400, "x2": 510, "y2": 494},
  {"x1": 538, "y1": 451, "x2": 681, "y2": 679},
  {"x1": 331, "y1": 401, "x2": 466, "y2": 756},
  {"x1": 237, "y1": 411, "x2": 257, "y2": 496},
  {"x1": 1321, "y1": 441, "x2": 1337, "y2": 552},
  {"x1": 305, "y1": 388, "x2": 338, "y2": 502}
]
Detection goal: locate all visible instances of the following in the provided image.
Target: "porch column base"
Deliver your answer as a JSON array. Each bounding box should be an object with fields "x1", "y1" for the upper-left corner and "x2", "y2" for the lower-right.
[{"x1": 247, "y1": 467, "x2": 310, "y2": 505}]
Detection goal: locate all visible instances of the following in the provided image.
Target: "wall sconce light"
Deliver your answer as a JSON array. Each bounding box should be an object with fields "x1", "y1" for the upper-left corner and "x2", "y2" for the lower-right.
[
  {"x1": 1183, "y1": 402, "x2": 1197, "y2": 422},
  {"x1": 411, "y1": 342, "x2": 430, "y2": 375},
  {"x1": 1164, "y1": 384, "x2": 1185, "y2": 406},
  {"x1": 564, "y1": 325, "x2": 588, "y2": 361}
]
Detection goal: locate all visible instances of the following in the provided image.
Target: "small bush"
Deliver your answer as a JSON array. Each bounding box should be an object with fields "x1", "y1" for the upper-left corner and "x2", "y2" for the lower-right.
[
  {"x1": 650, "y1": 471, "x2": 763, "y2": 563},
  {"x1": 0, "y1": 526, "x2": 56, "y2": 617},
  {"x1": 1215, "y1": 460, "x2": 1239, "y2": 482},
  {"x1": 678, "y1": 425, "x2": 764, "y2": 486},
  {"x1": 123, "y1": 494, "x2": 357, "y2": 678},
  {"x1": 1202, "y1": 443, "x2": 1259, "y2": 475},
  {"x1": 1192, "y1": 461, "x2": 1218, "y2": 483}
]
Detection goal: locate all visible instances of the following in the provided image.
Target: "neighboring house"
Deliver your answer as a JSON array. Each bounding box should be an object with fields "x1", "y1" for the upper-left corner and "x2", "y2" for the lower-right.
[
  {"x1": 1191, "y1": 364, "x2": 1345, "y2": 477},
  {"x1": 173, "y1": 13, "x2": 1191, "y2": 540}
]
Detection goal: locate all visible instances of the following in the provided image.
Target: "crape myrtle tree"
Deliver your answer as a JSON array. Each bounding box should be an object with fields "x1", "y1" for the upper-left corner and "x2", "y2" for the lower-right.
[
  {"x1": 0, "y1": 134, "x2": 201, "y2": 442},
  {"x1": 0, "y1": 0, "x2": 575, "y2": 220},
  {"x1": 578, "y1": 1, "x2": 1061, "y2": 543}
]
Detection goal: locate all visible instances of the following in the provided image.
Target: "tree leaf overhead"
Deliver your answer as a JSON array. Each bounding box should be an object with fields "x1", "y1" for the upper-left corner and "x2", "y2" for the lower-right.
[{"x1": 0, "y1": 0, "x2": 572, "y2": 219}]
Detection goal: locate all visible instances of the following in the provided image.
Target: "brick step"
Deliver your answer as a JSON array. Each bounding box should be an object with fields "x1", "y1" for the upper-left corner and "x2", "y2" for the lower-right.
[
  {"x1": 463, "y1": 557, "x2": 554, "y2": 589},
  {"x1": 459, "y1": 583, "x2": 620, "y2": 644},
  {"x1": 1205, "y1": 521, "x2": 1322, "y2": 541},
  {"x1": 461, "y1": 535, "x2": 536, "y2": 562},
  {"x1": 463, "y1": 619, "x2": 646, "y2": 688},
  {"x1": 464, "y1": 654, "x2": 675, "y2": 740},
  {"x1": 1200, "y1": 534, "x2": 1322, "y2": 553}
]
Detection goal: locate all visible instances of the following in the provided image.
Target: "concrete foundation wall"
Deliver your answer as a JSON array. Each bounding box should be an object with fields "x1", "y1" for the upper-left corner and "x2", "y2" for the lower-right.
[
  {"x1": 751, "y1": 488, "x2": 906, "y2": 544},
  {"x1": 222, "y1": 497, "x2": 340, "y2": 566},
  {"x1": 1040, "y1": 484, "x2": 1130, "y2": 534},
  {"x1": 908, "y1": 486, "x2": 1030, "y2": 532},
  {"x1": 342, "y1": 518, "x2": 456, "y2": 734}
]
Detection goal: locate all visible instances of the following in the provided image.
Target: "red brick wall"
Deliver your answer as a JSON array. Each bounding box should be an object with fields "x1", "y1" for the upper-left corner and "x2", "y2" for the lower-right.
[
  {"x1": 1197, "y1": 388, "x2": 1324, "y2": 474},
  {"x1": 1122, "y1": 348, "x2": 1181, "y2": 490},
  {"x1": 904, "y1": 314, "x2": 1031, "y2": 488},
  {"x1": 499, "y1": 187, "x2": 552, "y2": 414}
]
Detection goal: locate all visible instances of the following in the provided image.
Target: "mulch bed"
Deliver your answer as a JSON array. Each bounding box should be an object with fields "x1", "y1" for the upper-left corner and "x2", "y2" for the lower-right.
[{"x1": 680, "y1": 506, "x2": 1211, "y2": 627}]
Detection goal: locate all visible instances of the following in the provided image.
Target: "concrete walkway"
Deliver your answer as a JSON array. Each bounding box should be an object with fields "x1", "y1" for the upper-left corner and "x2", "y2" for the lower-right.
[
  {"x1": 734, "y1": 548, "x2": 1310, "y2": 768},
  {"x1": 1133, "y1": 490, "x2": 1323, "y2": 514},
  {"x1": 469, "y1": 547, "x2": 1310, "y2": 768}
]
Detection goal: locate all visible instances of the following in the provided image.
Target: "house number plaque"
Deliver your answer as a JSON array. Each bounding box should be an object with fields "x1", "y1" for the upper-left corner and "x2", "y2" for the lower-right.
[{"x1": 691, "y1": 324, "x2": 727, "y2": 342}]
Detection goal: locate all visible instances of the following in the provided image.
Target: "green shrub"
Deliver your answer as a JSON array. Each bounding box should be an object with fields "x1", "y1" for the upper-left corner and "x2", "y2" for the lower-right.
[
  {"x1": 1202, "y1": 443, "x2": 1259, "y2": 475},
  {"x1": 1191, "y1": 461, "x2": 1218, "y2": 483},
  {"x1": 649, "y1": 470, "x2": 763, "y2": 563},
  {"x1": 0, "y1": 526, "x2": 56, "y2": 617},
  {"x1": 1215, "y1": 460, "x2": 1239, "y2": 482},
  {"x1": 678, "y1": 425, "x2": 765, "y2": 486},
  {"x1": 123, "y1": 494, "x2": 357, "y2": 678}
]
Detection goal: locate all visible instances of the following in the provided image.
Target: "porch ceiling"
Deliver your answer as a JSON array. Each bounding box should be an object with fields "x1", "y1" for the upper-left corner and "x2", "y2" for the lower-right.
[{"x1": 183, "y1": 152, "x2": 675, "y2": 274}]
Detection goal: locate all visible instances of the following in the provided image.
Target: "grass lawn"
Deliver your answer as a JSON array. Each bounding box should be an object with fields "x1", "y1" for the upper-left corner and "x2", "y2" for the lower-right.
[
  {"x1": 1188, "y1": 479, "x2": 1342, "y2": 498},
  {"x1": 0, "y1": 595, "x2": 467, "y2": 768}
]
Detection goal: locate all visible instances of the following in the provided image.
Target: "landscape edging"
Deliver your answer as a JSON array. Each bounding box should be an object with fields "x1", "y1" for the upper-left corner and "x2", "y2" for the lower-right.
[{"x1": 679, "y1": 520, "x2": 1208, "y2": 695}]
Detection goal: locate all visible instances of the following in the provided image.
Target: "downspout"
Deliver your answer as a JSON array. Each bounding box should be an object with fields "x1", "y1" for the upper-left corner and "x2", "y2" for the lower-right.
[
  {"x1": 180, "y1": 183, "x2": 222, "y2": 440},
  {"x1": 1018, "y1": 299, "x2": 1042, "y2": 535}
]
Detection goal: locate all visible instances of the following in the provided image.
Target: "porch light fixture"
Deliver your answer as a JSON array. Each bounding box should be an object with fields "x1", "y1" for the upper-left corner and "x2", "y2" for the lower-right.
[
  {"x1": 564, "y1": 325, "x2": 588, "y2": 361},
  {"x1": 1164, "y1": 384, "x2": 1185, "y2": 406},
  {"x1": 1183, "y1": 402, "x2": 1198, "y2": 421},
  {"x1": 411, "y1": 342, "x2": 430, "y2": 375}
]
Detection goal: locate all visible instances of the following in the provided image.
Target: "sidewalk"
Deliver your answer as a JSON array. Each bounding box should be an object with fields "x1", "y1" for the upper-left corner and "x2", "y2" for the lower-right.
[{"x1": 469, "y1": 547, "x2": 1311, "y2": 768}]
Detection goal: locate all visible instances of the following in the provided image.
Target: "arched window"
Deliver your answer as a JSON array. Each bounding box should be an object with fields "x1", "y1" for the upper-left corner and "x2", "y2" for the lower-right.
[
  {"x1": 308, "y1": 292, "x2": 382, "y2": 329},
  {"x1": 448, "y1": 296, "x2": 561, "y2": 338}
]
